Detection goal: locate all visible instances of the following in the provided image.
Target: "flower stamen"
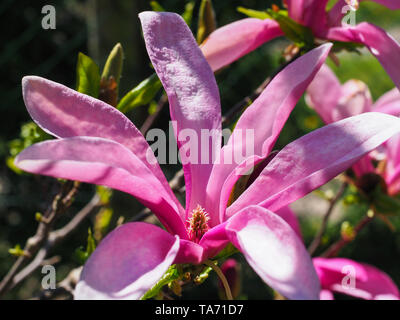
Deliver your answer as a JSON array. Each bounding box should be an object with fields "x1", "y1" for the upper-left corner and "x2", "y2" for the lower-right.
[{"x1": 187, "y1": 205, "x2": 210, "y2": 243}]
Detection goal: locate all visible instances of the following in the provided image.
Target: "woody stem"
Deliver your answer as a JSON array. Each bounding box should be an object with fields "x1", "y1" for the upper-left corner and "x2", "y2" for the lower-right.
[{"x1": 203, "y1": 260, "x2": 233, "y2": 300}]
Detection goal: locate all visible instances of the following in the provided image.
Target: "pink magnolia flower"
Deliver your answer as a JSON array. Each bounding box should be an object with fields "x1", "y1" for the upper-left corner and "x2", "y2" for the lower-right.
[
  {"x1": 314, "y1": 257, "x2": 400, "y2": 300},
  {"x1": 307, "y1": 64, "x2": 400, "y2": 194},
  {"x1": 201, "y1": 0, "x2": 400, "y2": 89},
  {"x1": 15, "y1": 12, "x2": 400, "y2": 300}
]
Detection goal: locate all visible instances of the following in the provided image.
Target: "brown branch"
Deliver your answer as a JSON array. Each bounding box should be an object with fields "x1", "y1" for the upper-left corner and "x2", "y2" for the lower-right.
[
  {"x1": 308, "y1": 182, "x2": 348, "y2": 255},
  {"x1": 321, "y1": 214, "x2": 374, "y2": 258},
  {"x1": 0, "y1": 184, "x2": 103, "y2": 297}
]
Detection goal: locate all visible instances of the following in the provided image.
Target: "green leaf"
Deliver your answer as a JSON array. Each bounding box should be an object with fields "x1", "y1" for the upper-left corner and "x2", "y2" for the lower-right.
[
  {"x1": 117, "y1": 73, "x2": 162, "y2": 114},
  {"x1": 9, "y1": 244, "x2": 26, "y2": 257},
  {"x1": 182, "y1": 1, "x2": 195, "y2": 26},
  {"x1": 7, "y1": 122, "x2": 50, "y2": 174},
  {"x1": 197, "y1": 0, "x2": 216, "y2": 44},
  {"x1": 267, "y1": 9, "x2": 314, "y2": 48},
  {"x1": 372, "y1": 187, "x2": 400, "y2": 215},
  {"x1": 237, "y1": 6, "x2": 271, "y2": 20},
  {"x1": 101, "y1": 43, "x2": 124, "y2": 86},
  {"x1": 213, "y1": 243, "x2": 238, "y2": 260},
  {"x1": 76, "y1": 52, "x2": 100, "y2": 98},
  {"x1": 75, "y1": 228, "x2": 97, "y2": 264},
  {"x1": 150, "y1": 1, "x2": 165, "y2": 12},
  {"x1": 331, "y1": 41, "x2": 363, "y2": 54},
  {"x1": 141, "y1": 264, "x2": 180, "y2": 300}
]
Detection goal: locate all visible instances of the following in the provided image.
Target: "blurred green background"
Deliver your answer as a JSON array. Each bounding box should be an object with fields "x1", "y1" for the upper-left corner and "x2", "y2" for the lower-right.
[{"x1": 1, "y1": 0, "x2": 400, "y2": 299}]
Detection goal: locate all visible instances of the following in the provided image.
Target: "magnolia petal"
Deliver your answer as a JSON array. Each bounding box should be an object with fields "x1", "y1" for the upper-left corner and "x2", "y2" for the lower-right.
[
  {"x1": 22, "y1": 76, "x2": 183, "y2": 218},
  {"x1": 333, "y1": 79, "x2": 373, "y2": 121},
  {"x1": 139, "y1": 11, "x2": 221, "y2": 216},
  {"x1": 373, "y1": 87, "x2": 400, "y2": 116},
  {"x1": 225, "y1": 206, "x2": 320, "y2": 300},
  {"x1": 306, "y1": 64, "x2": 342, "y2": 123},
  {"x1": 15, "y1": 137, "x2": 187, "y2": 237},
  {"x1": 327, "y1": 23, "x2": 400, "y2": 88},
  {"x1": 206, "y1": 44, "x2": 332, "y2": 224},
  {"x1": 199, "y1": 222, "x2": 230, "y2": 260},
  {"x1": 75, "y1": 222, "x2": 180, "y2": 300},
  {"x1": 313, "y1": 257, "x2": 400, "y2": 300},
  {"x1": 200, "y1": 18, "x2": 283, "y2": 71},
  {"x1": 320, "y1": 289, "x2": 334, "y2": 300},
  {"x1": 227, "y1": 112, "x2": 400, "y2": 216},
  {"x1": 275, "y1": 206, "x2": 302, "y2": 238}
]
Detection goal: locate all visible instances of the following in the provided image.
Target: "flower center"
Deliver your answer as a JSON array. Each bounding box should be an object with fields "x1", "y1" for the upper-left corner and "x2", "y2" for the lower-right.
[{"x1": 186, "y1": 205, "x2": 210, "y2": 243}]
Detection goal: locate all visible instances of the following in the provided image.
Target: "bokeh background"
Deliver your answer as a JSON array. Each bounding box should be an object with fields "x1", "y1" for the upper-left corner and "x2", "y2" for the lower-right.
[{"x1": 1, "y1": 0, "x2": 400, "y2": 299}]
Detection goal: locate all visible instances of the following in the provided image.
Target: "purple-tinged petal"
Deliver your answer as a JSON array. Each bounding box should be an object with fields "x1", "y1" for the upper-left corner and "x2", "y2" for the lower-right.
[
  {"x1": 15, "y1": 137, "x2": 187, "y2": 237},
  {"x1": 22, "y1": 76, "x2": 183, "y2": 218},
  {"x1": 327, "y1": 23, "x2": 400, "y2": 88},
  {"x1": 227, "y1": 112, "x2": 400, "y2": 217},
  {"x1": 333, "y1": 79, "x2": 373, "y2": 121},
  {"x1": 320, "y1": 289, "x2": 335, "y2": 300},
  {"x1": 200, "y1": 18, "x2": 283, "y2": 71},
  {"x1": 306, "y1": 64, "x2": 342, "y2": 123},
  {"x1": 225, "y1": 206, "x2": 320, "y2": 300},
  {"x1": 313, "y1": 257, "x2": 400, "y2": 300},
  {"x1": 373, "y1": 87, "x2": 400, "y2": 116},
  {"x1": 352, "y1": 155, "x2": 375, "y2": 177},
  {"x1": 385, "y1": 133, "x2": 400, "y2": 194},
  {"x1": 285, "y1": 0, "x2": 330, "y2": 35},
  {"x1": 139, "y1": 11, "x2": 221, "y2": 217},
  {"x1": 199, "y1": 222, "x2": 230, "y2": 260},
  {"x1": 74, "y1": 222, "x2": 179, "y2": 300},
  {"x1": 174, "y1": 240, "x2": 204, "y2": 265},
  {"x1": 206, "y1": 44, "x2": 332, "y2": 225},
  {"x1": 275, "y1": 206, "x2": 302, "y2": 239}
]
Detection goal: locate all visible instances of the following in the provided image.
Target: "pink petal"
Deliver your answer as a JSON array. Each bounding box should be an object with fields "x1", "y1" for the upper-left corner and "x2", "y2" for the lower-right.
[
  {"x1": 139, "y1": 11, "x2": 221, "y2": 217},
  {"x1": 333, "y1": 79, "x2": 373, "y2": 121},
  {"x1": 320, "y1": 289, "x2": 334, "y2": 300},
  {"x1": 384, "y1": 133, "x2": 400, "y2": 194},
  {"x1": 306, "y1": 64, "x2": 342, "y2": 123},
  {"x1": 15, "y1": 137, "x2": 187, "y2": 238},
  {"x1": 225, "y1": 206, "x2": 320, "y2": 300},
  {"x1": 75, "y1": 222, "x2": 179, "y2": 300},
  {"x1": 313, "y1": 257, "x2": 400, "y2": 300},
  {"x1": 373, "y1": 87, "x2": 400, "y2": 116},
  {"x1": 22, "y1": 76, "x2": 183, "y2": 219},
  {"x1": 206, "y1": 44, "x2": 332, "y2": 225},
  {"x1": 199, "y1": 222, "x2": 230, "y2": 260},
  {"x1": 286, "y1": 0, "x2": 330, "y2": 35},
  {"x1": 200, "y1": 18, "x2": 283, "y2": 71},
  {"x1": 227, "y1": 112, "x2": 400, "y2": 216},
  {"x1": 352, "y1": 155, "x2": 375, "y2": 177},
  {"x1": 327, "y1": 23, "x2": 400, "y2": 88},
  {"x1": 275, "y1": 206, "x2": 302, "y2": 239}
]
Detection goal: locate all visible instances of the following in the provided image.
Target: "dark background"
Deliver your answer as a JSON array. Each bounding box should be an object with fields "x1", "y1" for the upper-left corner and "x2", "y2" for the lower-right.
[{"x1": 1, "y1": 0, "x2": 400, "y2": 299}]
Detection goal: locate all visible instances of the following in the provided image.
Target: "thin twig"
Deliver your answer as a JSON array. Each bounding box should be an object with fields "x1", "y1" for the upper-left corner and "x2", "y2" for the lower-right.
[
  {"x1": 0, "y1": 189, "x2": 102, "y2": 296},
  {"x1": 308, "y1": 182, "x2": 348, "y2": 255},
  {"x1": 204, "y1": 260, "x2": 233, "y2": 300},
  {"x1": 140, "y1": 93, "x2": 168, "y2": 135},
  {"x1": 321, "y1": 214, "x2": 374, "y2": 258}
]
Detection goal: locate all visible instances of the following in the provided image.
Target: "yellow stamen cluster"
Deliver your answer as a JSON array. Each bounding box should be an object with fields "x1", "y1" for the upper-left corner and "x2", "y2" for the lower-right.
[{"x1": 187, "y1": 205, "x2": 210, "y2": 243}]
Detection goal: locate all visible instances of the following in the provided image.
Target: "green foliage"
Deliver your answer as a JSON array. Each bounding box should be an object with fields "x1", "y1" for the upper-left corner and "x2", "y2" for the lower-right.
[
  {"x1": 7, "y1": 122, "x2": 50, "y2": 174},
  {"x1": 117, "y1": 73, "x2": 162, "y2": 113},
  {"x1": 182, "y1": 1, "x2": 195, "y2": 26},
  {"x1": 76, "y1": 52, "x2": 101, "y2": 98},
  {"x1": 8, "y1": 244, "x2": 26, "y2": 257},
  {"x1": 75, "y1": 228, "x2": 97, "y2": 264},
  {"x1": 101, "y1": 43, "x2": 124, "y2": 86},
  {"x1": 149, "y1": 1, "x2": 165, "y2": 12},
  {"x1": 141, "y1": 264, "x2": 181, "y2": 300},
  {"x1": 237, "y1": 7, "x2": 271, "y2": 20},
  {"x1": 197, "y1": 0, "x2": 216, "y2": 44}
]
